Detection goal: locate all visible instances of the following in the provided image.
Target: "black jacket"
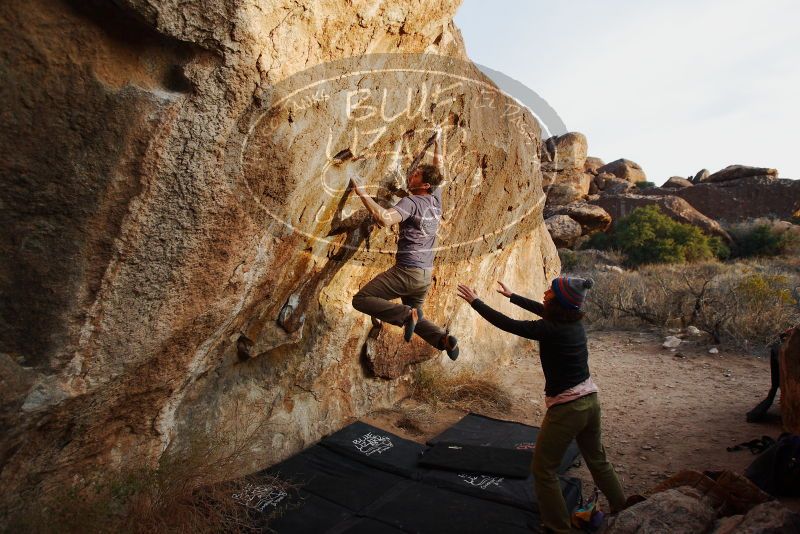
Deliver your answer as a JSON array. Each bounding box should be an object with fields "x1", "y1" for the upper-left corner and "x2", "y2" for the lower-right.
[{"x1": 471, "y1": 294, "x2": 590, "y2": 397}]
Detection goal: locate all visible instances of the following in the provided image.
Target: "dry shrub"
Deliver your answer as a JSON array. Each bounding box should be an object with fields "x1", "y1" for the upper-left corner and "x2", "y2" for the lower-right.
[
  {"x1": 411, "y1": 365, "x2": 512, "y2": 414},
  {"x1": 726, "y1": 218, "x2": 800, "y2": 258},
  {"x1": 585, "y1": 258, "x2": 800, "y2": 347},
  {"x1": 394, "y1": 405, "x2": 438, "y2": 435},
  {"x1": 2, "y1": 399, "x2": 289, "y2": 534}
]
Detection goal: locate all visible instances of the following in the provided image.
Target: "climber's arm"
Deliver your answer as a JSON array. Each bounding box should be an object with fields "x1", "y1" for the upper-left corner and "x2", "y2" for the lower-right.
[
  {"x1": 350, "y1": 174, "x2": 403, "y2": 227},
  {"x1": 432, "y1": 126, "x2": 445, "y2": 179}
]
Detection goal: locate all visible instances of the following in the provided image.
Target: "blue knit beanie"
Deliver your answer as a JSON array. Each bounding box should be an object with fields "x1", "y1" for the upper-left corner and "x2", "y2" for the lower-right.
[{"x1": 551, "y1": 276, "x2": 594, "y2": 310}]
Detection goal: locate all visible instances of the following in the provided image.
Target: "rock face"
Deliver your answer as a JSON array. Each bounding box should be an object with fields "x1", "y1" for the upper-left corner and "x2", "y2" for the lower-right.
[
  {"x1": 711, "y1": 501, "x2": 800, "y2": 534},
  {"x1": 0, "y1": 0, "x2": 559, "y2": 498},
  {"x1": 705, "y1": 164, "x2": 778, "y2": 184},
  {"x1": 608, "y1": 487, "x2": 717, "y2": 534},
  {"x1": 542, "y1": 132, "x2": 594, "y2": 196},
  {"x1": 584, "y1": 156, "x2": 605, "y2": 175},
  {"x1": 545, "y1": 215, "x2": 583, "y2": 248},
  {"x1": 543, "y1": 132, "x2": 588, "y2": 171},
  {"x1": 663, "y1": 176, "x2": 694, "y2": 189},
  {"x1": 546, "y1": 203, "x2": 612, "y2": 235},
  {"x1": 642, "y1": 177, "x2": 800, "y2": 223},
  {"x1": 597, "y1": 158, "x2": 647, "y2": 183},
  {"x1": 779, "y1": 326, "x2": 800, "y2": 434},
  {"x1": 545, "y1": 183, "x2": 584, "y2": 207},
  {"x1": 592, "y1": 194, "x2": 733, "y2": 242}
]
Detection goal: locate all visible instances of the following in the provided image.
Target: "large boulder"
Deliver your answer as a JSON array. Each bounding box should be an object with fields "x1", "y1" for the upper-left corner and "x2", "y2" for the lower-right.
[
  {"x1": 597, "y1": 158, "x2": 647, "y2": 183},
  {"x1": 705, "y1": 164, "x2": 778, "y2": 184},
  {"x1": 542, "y1": 132, "x2": 588, "y2": 172},
  {"x1": 545, "y1": 183, "x2": 584, "y2": 207},
  {"x1": 692, "y1": 168, "x2": 710, "y2": 184},
  {"x1": 542, "y1": 132, "x2": 593, "y2": 196},
  {"x1": 779, "y1": 326, "x2": 800, "y2": 434},
  {"x1": 545, "y1": 215, "x2": 583, "y2": 248},
  {"x1": 592, "y1": 194, "x2": 733, "y2": 242},
  {"x1": 584, "y1": 156, "x2": 606, "y2": 175},
  {"x1": 607, "y1": 487, "x2": 717, "y2": 534},
  {"x1": 712, "y1": 501, "x2": 800, "y2": 533},
  {"x1": 0, "y1": 0, "x2": 560, "y2": 500},
  {"x1": 663, "y1": 176, "x2": 694, "y2": 189},
  {"x1": 603, "y1": 175, "x2": 636, "y2": 194},
  {"x1": 546, "y1": 203, "x2": 612, "y2": 235},
  {"x1": 641, "y1": 176, "x2": 800, "y2": 223}
]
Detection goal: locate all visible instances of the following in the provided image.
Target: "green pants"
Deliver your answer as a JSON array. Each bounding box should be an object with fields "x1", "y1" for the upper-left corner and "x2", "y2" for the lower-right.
[{"x1": 532, "y1": 392, "x2": 625, "y2": 533}]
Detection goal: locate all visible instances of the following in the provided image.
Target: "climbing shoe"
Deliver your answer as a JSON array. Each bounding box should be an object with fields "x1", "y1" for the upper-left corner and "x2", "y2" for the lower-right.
[
  {"x1": 403, "y1": 308, "x2": 418, "y2": 342},
  {"x1": 441, "y1": 334, "x2": 459, "y2": 361}
]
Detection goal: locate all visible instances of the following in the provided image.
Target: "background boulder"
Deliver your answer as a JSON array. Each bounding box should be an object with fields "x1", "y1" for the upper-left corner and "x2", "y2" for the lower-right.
[{"x1": 597, "y1": 158, "x2": 647, "y2": 183}]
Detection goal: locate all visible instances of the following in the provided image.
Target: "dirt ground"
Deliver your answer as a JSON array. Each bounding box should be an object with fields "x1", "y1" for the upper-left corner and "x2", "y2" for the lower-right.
[{"x1": 364, "y1": 328, "x2": 800, "y2": 513}]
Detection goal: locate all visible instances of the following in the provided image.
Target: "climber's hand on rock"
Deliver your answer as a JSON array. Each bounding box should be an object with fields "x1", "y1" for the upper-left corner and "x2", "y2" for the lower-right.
[
  {"x1": 349, "y1": 174, "x2": 367, "y2": 196},
  {"x1": 496, "y1": 281, "x2": 512, "y2": 298},
  {"x1": 433, "y1": 125, "x2": 443, "y2": 142},
  {"x1": 457, "y1": 284, "x2": 479, "y2": 304}
]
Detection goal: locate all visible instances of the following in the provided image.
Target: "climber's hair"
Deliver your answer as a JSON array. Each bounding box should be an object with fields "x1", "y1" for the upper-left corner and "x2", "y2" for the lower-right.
[
  {"x1": 543, "y1": 298, "x2": 585, "y2": 323},
  {"x1": 416, "y1": 164, "x2": 444, "y2": 188}
]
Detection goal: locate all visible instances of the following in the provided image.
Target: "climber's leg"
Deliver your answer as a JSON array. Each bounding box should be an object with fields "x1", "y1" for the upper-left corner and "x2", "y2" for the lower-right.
[
  {"x1": 402, "y1": 268, "x2": 447, "y2": 348},
  {"x1": 352, "y1": 266, "x2": 413, "y2": 327}
]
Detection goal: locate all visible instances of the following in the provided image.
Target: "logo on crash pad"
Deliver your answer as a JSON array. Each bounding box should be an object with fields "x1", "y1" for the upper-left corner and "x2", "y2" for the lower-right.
[{"x1": 352, "y1": 431, "x2": 394, "y2": 456}]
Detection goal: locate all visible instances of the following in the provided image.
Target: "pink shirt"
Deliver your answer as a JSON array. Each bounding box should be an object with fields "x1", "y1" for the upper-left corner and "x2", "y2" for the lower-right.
[{"x1": 545, "y1": 377, "x2": 598, "y2": 409}]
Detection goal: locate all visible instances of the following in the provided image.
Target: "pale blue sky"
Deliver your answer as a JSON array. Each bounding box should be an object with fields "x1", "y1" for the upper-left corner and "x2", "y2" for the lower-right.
[{"x1": 454, "y1": 0, "x2": 800, "y2": 184}]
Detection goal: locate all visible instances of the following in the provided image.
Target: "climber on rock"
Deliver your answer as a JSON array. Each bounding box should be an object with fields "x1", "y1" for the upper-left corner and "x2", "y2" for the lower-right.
[{"x1": 348, "y1": 126, "x2": 459, "y2": 360}]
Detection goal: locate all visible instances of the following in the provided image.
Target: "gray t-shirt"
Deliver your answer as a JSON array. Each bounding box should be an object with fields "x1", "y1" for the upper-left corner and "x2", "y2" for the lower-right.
[{"x1": 393, "y1": 188, "x2": 442, "y2": 269}]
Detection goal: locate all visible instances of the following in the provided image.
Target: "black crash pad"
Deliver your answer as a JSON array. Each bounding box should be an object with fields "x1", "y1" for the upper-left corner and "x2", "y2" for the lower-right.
[
  {"x1": 428, "y1": 413, "x2": 581, "y2": 474},
  {"x1": 266, "y1": 443, "x2": 406, "y2": 512},
  {"x1": 320, "y1": 420, "x2": 426, "y2": 478},
  {"x1": 359, "y1": 479, "x2": 544, "y2": 534},
  {"x1": 418, "y1": 441, "x2": 532, "y2": 478}
]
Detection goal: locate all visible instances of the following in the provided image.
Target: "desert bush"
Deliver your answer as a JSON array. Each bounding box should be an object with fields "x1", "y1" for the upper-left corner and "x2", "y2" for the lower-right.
[
  {"x1": 582, "y1": 206, "x2": 728, "y2": 266},
  {"x1": 2, "y1": 400, "x2": 284, "y2": 534},
  {"x1": 635, "y1": 181, "x2": 656, "y2": 189},
  {"x1": 726, "y1": 218, "x2": 800, "y2": 258},
  {"x1": 585, "y1": 258, "x2": 800, "y2": 346},
  {"x1": 412, "y1": 365, "x2": 512, "y2": 414}
]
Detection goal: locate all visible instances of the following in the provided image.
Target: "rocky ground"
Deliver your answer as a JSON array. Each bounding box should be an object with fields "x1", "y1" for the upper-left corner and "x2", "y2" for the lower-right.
[{"x1": 364, "y1": 328, "x2": 800, "y2": 513}]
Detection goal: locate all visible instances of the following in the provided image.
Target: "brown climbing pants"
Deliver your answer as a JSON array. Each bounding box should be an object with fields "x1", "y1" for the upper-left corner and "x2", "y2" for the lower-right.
[{"x1": 352, "y1": 265, "x2": 446, "y2": 348}]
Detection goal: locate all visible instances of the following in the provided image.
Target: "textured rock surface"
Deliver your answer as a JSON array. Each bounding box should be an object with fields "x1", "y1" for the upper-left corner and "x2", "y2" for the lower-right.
[
  {"x1": 0, "y1": 0, "x2": 559, "y2": 497},
  {"x1": 545, "y1": 183, "x2": 584, "y2": 207},
  {"x1": 542, "y1": 132, "x2": 593, "y2": 196},
  {"x1": 546, "y1": 203, "x2": 612, "y2": 235},
  {"x1": 543, "y1": 132, "x2": 588, "y2": 172},
  {"x1": 545, "y1": 215, "x2": 583, "y2": 248},
  {"x1": 642, "y1": 177, "x2": 800, "y2": 223},
  {"x1": 607, "y1": 487, "x2": 716, "y2": 534},
  {"x1": 705, "y1": 164, "x2": 778, "y2": 183},
  {"x1": 592, "y1": 194, "x2": 733, "y2": 242},
  {"x1": 779, "y1": 327, "x2": 800, "y2": 433},
  {"x1": 584, "y1": 156, "x2": 605, "y2": 175},
  {"x1": 663, "y1": 176, "x2": 694, "y2": 189},
  {"x1": 597, "y1": 158, "x2": 647, "y2": 183},
  {"x1": 712, "y1": 501, "x2": 800, "y2": 533}
]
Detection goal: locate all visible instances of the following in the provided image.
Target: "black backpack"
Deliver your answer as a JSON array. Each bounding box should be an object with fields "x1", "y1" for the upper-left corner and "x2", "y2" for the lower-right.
[{"x1": 745, "y1": 433, "x2": 800, "y2": 497}]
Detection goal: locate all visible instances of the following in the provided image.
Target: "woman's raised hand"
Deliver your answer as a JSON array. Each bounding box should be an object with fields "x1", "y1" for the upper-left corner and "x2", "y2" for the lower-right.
[
  {"x1": 457, "y1": 284, "x2": 479, "y2": 304},
  {"x1": 496, "y1": 281, "x2": 512, "y2": 298}
]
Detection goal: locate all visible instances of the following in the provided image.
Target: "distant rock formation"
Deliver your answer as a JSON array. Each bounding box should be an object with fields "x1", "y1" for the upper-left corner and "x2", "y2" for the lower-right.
[
  {"x1": 596, "y1": 158, "x2": 647, "y2": 184},
  {"x1": 591, "y1": 194, "x2": 733, "y2": 243},
  {"x1": 645, "y1": 174, "x2": 799, "y2": 223}
]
